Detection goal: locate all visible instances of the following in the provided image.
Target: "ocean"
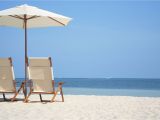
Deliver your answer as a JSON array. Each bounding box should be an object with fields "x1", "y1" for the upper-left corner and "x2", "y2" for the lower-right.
[{"x1": 16, "y1": 78, "x2": 160, "y2": 97}]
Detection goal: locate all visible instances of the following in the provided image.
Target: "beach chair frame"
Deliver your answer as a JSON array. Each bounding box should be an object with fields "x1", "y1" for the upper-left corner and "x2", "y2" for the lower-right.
[
  {"x1": 24, "y1": 57, "x2": 64, "y2": 103},
  {"x1": 0, "y1": 57, "x2": 26, "y2": 101}
]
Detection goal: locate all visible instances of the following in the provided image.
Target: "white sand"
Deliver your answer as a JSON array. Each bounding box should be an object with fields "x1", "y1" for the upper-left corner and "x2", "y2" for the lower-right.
[{"x1": 0, "y1": 94, "x2": 160, "y2": 120}]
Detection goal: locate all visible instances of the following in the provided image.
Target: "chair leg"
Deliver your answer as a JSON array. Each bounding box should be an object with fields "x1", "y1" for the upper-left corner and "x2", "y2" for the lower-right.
[
  {"x1": 60, "y1": 88, "x2": 64, "y2": 102},
  {"x1": 22, "y1": 84, "x2": 26, "y2": 99},
  {"x1": 11, "y1": 82, "x2": 24, "y2": 102},
  {"x1": 51, "y1": 91, "x2": 58, "y2": 102},
  {"x1": 39, "y1": 94, "x2": 43, "y2": 102},
  {"x1": 24, "y1": 91, "x2": 32, "y2": 103},
  {"x1": 3, "y1": 93, "x2": 6, "y2": 101},
  {"x1": 11, "y1": 92, "x2": 18, "y2": 102},
  {"x1": 51, "y1": 85, "x2": 64, "y2": 102}
]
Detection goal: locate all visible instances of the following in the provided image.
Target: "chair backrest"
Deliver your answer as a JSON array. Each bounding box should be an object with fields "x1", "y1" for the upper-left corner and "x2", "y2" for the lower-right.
[
  {"x1": 28, "y1": 57, "x2": 54, "y2": 93},
  {"x1": 0, "y1": 58, "x2": 15, "y2": 92}
]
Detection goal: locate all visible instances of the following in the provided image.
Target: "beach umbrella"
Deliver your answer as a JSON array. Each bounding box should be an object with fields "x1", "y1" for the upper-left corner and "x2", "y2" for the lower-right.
[{"x1": 0, "y1": 4, "x2": 72, "y2": 96}]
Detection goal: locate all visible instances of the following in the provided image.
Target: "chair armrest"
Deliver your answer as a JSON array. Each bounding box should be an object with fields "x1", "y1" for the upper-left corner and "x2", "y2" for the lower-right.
[
  {"x1": 58, "y1": 82, "x2": 64, "y2": 85},
  {"x1": 52, "y1": 80, "x2": 64, "y2": 86}
]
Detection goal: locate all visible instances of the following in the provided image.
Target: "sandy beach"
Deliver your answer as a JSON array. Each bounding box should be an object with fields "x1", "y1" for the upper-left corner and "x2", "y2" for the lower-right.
[{"x1": 0, "y1": 94, "x2": 160, "y2": 120}]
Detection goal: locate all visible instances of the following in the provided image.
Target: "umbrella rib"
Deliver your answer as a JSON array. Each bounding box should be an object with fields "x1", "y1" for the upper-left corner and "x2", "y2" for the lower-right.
[
  {"x1": 15, "y1": 15, "x2": 24, "y2": 19},
  {"x1": 27, "y1": 15, "x2": 40, "y2": 20},
  {"x1": 48, "y1": 16, "x2": 65, "y2": 26},
  {"x1": 9, "y1": 15, "x2": 40, "y2": 21},
  {"x1": 9, "y1": 15, "x2": 24, "y2": 20},
  {"x1": 3, "y1": 15, "x2": 67, "y2": 26}
]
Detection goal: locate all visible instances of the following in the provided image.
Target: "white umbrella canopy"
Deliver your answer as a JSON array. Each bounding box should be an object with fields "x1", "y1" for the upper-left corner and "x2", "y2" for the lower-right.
[
  {"x1": 0, "y1": 4, "x2": 72, "y2": 28},
  {"x1": 0, "y1": 4, "x2": 72, "y2": 97}
]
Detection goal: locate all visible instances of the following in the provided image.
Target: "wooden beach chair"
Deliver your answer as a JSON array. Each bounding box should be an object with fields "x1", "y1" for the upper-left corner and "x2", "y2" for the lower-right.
[
  {"x1": 0, "y1": 57, "x2": 25, "y2": 101},
  {"x1": 24, "y1": 57, "x2": 64, "y2": 102}
]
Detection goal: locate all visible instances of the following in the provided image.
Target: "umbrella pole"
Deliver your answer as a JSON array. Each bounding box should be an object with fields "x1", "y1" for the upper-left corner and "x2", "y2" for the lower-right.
[{"x1": 24, "y1": 15, "x2": 27, "y2": 98}]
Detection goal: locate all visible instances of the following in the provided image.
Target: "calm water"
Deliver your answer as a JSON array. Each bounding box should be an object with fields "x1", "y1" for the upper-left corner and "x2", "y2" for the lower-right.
[{"x1": 16, "y1": 78, "x2": 160, "y2": 97}]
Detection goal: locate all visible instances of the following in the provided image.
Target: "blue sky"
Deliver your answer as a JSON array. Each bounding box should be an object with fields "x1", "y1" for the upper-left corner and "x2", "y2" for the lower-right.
[{"x1": 0, "y1": 1, "x2": 160, "y2": 78}]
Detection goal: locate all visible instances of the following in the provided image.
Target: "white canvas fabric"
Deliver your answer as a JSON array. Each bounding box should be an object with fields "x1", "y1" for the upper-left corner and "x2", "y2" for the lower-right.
[
  {"x1": 29, "y1": 58, "x2": 51, "y2": 67},
  {"x1": 0, "y1": 4, "x2": 72, "y2": 28},
  {"x1": 0, "y1": 58, "x2": 15, "y2": 92},
  {"x1": 28, "y1": 57, "x2": 54, "y2": 92}
]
